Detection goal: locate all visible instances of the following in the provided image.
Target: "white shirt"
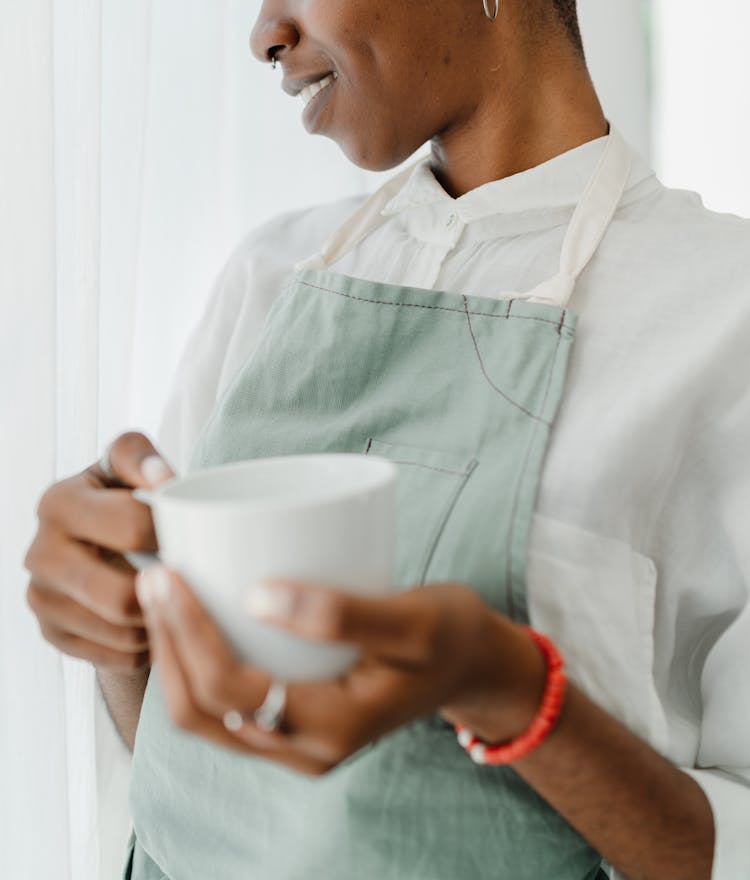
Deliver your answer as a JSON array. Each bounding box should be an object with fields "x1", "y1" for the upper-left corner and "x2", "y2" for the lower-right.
[{"x1": 157, "y1": 137, "x2": 750, "y2": 879}]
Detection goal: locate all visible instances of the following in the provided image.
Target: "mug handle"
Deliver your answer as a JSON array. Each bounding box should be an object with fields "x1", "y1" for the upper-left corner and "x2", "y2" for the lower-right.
[
  {"x1": 128, "y1": 488, "x2": 160, "y2": 569},
  {"x1": 125, "y1": 551, "x2": 161, "y2": 570}
]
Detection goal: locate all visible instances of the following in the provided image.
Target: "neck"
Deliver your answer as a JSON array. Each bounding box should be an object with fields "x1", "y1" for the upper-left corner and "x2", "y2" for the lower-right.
[{"x1": 429, "y1": 47, "x2": 607, "y2": 198}]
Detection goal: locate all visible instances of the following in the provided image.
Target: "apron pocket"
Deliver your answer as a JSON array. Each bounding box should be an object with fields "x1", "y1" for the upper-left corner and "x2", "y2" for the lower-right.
[
  {"x1": 364, "y1": 437, "x2": 478, "y2": 588},
  {"x1": 526, "y1": 513, "x2": 669, "y2": 751}
]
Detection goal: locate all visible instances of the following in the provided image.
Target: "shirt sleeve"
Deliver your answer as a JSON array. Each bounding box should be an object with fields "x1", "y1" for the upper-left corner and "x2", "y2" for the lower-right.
[
  {"x1": 680, "y1": 379, "x2": 750, "y2": 878},
  {"x1": 154, "y1": 195, "x2": 365, "y2": 473},
  {"x1": 154, "y1": 254, "x2": 248, "y2": 473}
]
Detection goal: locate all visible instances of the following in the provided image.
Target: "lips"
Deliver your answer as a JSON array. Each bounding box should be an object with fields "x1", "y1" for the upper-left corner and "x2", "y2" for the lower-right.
[
  {"x1": 282, "y1": 70, "x2": 338, "y2": 98},
  {"x1": 298, "y1": 72, "x2": 337, "y2": 107}
]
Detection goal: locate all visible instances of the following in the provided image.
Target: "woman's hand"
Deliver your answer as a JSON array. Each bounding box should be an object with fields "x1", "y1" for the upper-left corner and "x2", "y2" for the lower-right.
[
  {"x1": 23, "y1": 432, "x2": 175, "y2": 670},
  {"x1": 139, "y1": 572, "x2": 716, "y2": 880},
  {"x1": 137, "y1": 569, "x2": 546, "y2": 775}
]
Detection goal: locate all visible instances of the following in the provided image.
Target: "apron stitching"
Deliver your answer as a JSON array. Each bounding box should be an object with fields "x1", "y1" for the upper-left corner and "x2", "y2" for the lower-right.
[
  {"x1": 462, "y1": 295, "x2": 552, "y2": 427},
  {"x1": 417, "y1": 459, "x2": 479, "y2": 584},
  {"x1": 297, "y1": 279, "x2": 568, "y2": 328},
  {"x1": 503, "y1": 312, "x2": 571, "y2": 329},
  {"x1": 504, "y1": 330, "x2": 563, "y2": 620},
  {"x1": 365, "y1": 438, "x2": 471, "y2": 476}
]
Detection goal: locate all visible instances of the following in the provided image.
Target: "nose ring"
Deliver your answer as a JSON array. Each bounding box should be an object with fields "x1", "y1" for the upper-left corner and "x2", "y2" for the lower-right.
[{"x1": 483, "y1": 0, "x2": 499, "y2": 21}]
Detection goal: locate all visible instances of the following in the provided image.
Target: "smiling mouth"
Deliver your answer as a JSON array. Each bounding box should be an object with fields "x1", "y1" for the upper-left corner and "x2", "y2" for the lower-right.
[{"x1": 299, "y1": 72, "x2": 338, "y2": 108}]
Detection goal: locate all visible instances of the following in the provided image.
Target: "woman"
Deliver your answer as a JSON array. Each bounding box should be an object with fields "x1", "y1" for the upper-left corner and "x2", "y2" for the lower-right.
[{"x1": 23, "y1": 1, "x2": 750, "y2": 878}]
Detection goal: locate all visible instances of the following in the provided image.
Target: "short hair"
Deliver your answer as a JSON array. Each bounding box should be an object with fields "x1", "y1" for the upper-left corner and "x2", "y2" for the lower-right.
[{"x1": 551, "y1": 0, "x2": 584, "y2": 56}]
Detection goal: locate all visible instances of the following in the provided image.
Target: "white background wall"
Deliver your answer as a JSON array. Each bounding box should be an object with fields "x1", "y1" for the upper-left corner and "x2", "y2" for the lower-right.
[
  {"x1": 652, "y1": 0, "x2": 750, "y2": 217},
  {"x1": 580, "y1": 0, "x2": 651, "y2": 158}
]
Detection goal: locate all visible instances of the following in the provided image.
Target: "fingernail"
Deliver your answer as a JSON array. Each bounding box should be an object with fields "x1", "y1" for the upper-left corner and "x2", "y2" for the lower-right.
[
  {"x1": 136, "y1": 565, "x2": 171, "y2": 610},
  {"x1": 244, "y1": 581, "x2": 295, "y2": 620},
  {"x1": 141, "y1": 455, "x2": 172, "y2": 486}
]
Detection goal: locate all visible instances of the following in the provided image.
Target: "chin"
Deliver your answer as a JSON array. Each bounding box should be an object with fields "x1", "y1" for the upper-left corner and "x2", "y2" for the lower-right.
[{"x1": 332, "y1": 130, "x2": 421, "y2": 173}]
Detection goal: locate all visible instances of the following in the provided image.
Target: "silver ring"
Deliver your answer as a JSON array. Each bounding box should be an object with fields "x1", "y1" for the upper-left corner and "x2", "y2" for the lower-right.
[
  {"x1": 253, "y1": 679, "x2": 287, "y2": 732},
  {"x1": 223, "y1": 679, "x2": 287, "y2": 734}
]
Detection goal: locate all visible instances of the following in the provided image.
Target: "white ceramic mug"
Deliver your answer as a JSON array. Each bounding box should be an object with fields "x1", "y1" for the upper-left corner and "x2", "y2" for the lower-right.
[{"x1": 131, "y1": 454, "x2": 396, "y2": 681}]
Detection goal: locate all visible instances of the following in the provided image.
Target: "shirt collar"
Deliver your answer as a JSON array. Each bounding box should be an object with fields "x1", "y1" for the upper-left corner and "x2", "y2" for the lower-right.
[{"x1": 381, "y1": 135, "x2": 656, "y2": 224}]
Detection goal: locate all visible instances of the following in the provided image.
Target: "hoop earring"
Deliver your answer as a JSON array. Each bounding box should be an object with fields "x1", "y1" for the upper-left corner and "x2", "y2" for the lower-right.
[{"x1": 483, "y1": 0, "x2": 499, "y2": 21}]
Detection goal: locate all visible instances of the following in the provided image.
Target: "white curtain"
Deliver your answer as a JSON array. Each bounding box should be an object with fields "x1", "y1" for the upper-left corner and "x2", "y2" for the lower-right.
[
  {"x1": 1, "y1": 3, "x2": 650, "y2": 878},
  {"x1": 0, "y1": 3, "x2": 76, "y2": 879}
]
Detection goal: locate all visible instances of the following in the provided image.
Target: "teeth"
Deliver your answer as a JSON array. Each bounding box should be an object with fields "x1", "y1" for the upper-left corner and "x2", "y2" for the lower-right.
[{"x1": 299, "y1": 72, "x2": 338, "y2": 108}]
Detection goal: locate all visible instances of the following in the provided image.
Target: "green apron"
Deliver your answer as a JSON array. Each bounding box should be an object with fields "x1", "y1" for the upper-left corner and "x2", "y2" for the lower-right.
[{"x1": 127, "y1": 130, "x2": 632, "y2": 880}]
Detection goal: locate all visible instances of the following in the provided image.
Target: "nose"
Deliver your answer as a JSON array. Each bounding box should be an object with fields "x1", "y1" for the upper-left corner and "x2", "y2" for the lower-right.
[{"x1": 249, "y1": 1, "x2": 300, "y2": 65}]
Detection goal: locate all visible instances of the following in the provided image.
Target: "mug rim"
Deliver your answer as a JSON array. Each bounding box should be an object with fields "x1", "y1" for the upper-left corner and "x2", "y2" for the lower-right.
[{"x1": 141, "y1": 453, "x2": 397, "y2": 514}]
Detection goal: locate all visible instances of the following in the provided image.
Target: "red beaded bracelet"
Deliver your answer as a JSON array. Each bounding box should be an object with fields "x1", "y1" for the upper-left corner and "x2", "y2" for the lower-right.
[{"x1": 454, "y1": 626, "x2": 567, "y2": 765}]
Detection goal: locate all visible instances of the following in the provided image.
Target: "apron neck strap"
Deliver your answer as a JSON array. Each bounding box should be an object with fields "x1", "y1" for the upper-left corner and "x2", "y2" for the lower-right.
[
  {"x1": 525, "y1": 127, "x2": 632, "y2": 307},
  {"x1": 296, "y1": 158, "x2": 422, "y2": 272},
  {"x1": 297, "y1": 127, "x2": 633, "y2": 310}
]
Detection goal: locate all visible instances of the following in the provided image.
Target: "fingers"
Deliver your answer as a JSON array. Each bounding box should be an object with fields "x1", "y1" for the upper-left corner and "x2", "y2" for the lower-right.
[
  {"x1": 25, "y1": 526, "x2": 145, "y2": 625},
  {"x1": 35, "y1": 479, "x2": 158, "y2": 554},
  {"x1": 144, "y1": 583, "x2": 331, "y2": 774},
  {"x1": 244, "y1": 579, "x2": 475, "y2": 667},
  {"x1": 36, "y1": 619, "x2": 150, "y2": 670},
  {"x1": 154, "y1": 570, "x2": 434, "y2": 743},
  {"x1": 138, "y1": 567, "x2": 270, "y2": 718},
  {"x1": 24, "y1": 431, "x2": 177, "y2": 671},
  {"x1": 35, "y1": 429, "x2": 176, "y2": 562},
  {"x1": 139, "y1": 568, "x2": 456, "y2": 777},
  {"x1": 90, "y1": 431, "x2": 176, "y2": 490},
  {"x1": 139, "y1": 568, "x2": 373, "y2": 767},
  {"x1": 26, "y1": 582, "x2": 149, "y2": 652},
  {"x1": 146, "y1": 599, "x2": 220, "y2": 737}
]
